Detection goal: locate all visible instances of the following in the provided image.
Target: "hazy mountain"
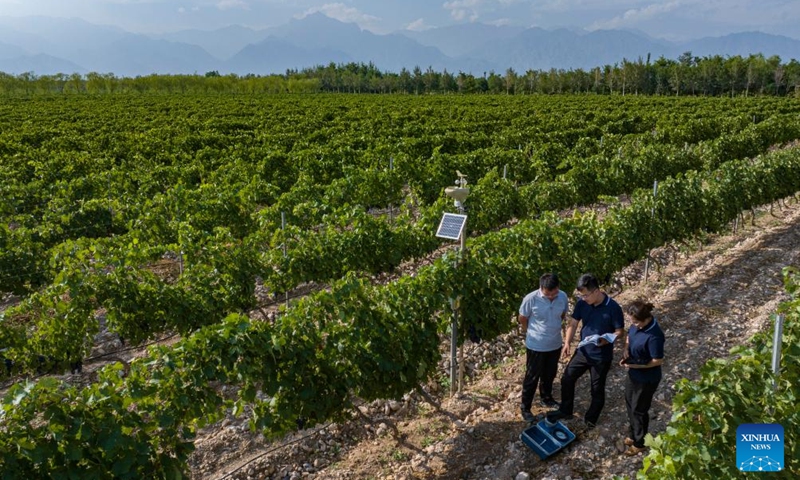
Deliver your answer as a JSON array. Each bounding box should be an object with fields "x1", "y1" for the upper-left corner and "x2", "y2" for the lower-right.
[
  {"x1": 0, "y1": 41, "x2": 27, "y2": 60},
  {"x1": 225, "y1": 36, "x2": 351, "y2": 75},
  {"x1": 159, "y1": 25, "x2": 267, "y2": 60},
  {"x1": 0, "y1": 15, "x2": 798, "y2": 77},
  {"x1": 403, "y1": 23, "x2": 526, "y2": 58},
  {"x1": 0, "y1": 16, "x2": 129, "y2": 60},
  {"x1": 263, "y1": 13, "x2": 453, "y2": 73},
  {"x1": 467, "y1": 27, "x2": 674, "y2": 71},
  {"x1": 81, "y1": 37, "x2": 218, "y2": 76},
  {"x1": 0, "y1": 54, "x2": 85, "y2": 75},
  {"x1": 0, "y1": 16, "x2": 218, "y2": 76},
  {"x1": 683, "y1": 32, "x2": 800, "y2": 61}
]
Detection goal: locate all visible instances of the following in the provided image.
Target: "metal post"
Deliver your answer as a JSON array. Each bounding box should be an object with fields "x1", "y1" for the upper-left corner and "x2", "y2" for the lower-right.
[
  {"x1": 456, "y1": 208, "x2": 467, "y2": 393},
  {"x1": 644, "y1": 180, "x2": 659, "y2": 283},
  {"x1": 108, "y1": 171, "x2": 112, "y2": 224},
  {"x1": 442, "y1": 173, "x2": 469, "y2": 396},
  {"x1": 772, "y1": 315, "x2": 784, "y2": 392},
  {"x1": 389, "y1": 156, "x2": 394, "y2": 223},
  {"x1": 282, "y1": 212, "x2": 288, "y2": 309},
  {"x1": 503, "y1": 164, "x2": 507, "y2": 180},
  {"x1": 458, "y1": 338, "x2": 465, "y2": 393},
  {"x1": 450, "y1": 295, "x2": 458, "y2": 396},
  {"x1": 178, "y1": 208, "x2": 184, "y2": 275}
]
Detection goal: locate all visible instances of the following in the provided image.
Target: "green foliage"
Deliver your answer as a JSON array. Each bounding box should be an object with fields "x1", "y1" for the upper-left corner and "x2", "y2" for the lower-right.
[
  {"x1": 2, "y1": 95, "x2": 800, "y2": 476},
  {"x1": 640, "y1": 267, "x2": 800, "y2": 478}
]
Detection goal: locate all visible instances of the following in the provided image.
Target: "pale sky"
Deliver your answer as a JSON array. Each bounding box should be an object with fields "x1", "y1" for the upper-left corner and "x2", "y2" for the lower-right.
[{"x1": 0, "y1": 0, "x2": 798, "y2": 40}]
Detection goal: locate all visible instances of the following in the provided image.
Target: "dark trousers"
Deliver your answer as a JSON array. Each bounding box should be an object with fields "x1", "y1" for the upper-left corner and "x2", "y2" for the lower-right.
[
  {"x1": 558, "y1": 350, "x2": 612, "y2": 425},
  {"x1": 521, "y1": 347, "x2": 561, "y2": 409},
  {"x1": 625, "y1": 376, "x2": 660, "y2": 448}
]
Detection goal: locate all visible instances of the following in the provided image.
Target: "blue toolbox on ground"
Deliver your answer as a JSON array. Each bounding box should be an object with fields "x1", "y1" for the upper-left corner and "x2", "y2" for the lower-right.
[{"x1": 520, "y1": 419, "x2": 576, "y2": 460}]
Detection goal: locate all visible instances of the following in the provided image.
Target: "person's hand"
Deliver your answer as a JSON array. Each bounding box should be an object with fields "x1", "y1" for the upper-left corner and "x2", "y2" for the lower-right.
[
  {"x1": 561, "y1": 344, "x2": 571, "y2": 360},
  {"x1": 597, "y1": 338, "x2": 609, "y2": 347},
  {"x1": 619, "y1": 350, "x2": 630, "y2": 367}
]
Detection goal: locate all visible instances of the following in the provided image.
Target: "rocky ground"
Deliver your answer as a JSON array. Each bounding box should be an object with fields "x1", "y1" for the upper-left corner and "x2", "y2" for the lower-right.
[{"x1": 187, "y1": 196, "x2": 800, "y2": 480}]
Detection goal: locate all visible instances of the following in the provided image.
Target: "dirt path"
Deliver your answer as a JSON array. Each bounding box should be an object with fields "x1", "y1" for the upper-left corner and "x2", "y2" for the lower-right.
[{"x1": 193, "y1": 197, "x2": 800, "y2": 480}]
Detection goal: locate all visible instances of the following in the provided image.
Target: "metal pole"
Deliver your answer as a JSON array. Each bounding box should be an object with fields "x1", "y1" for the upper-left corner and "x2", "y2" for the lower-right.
[
  {"x1": 644, "y1": 180, "x2": 658, "y2": 283},
  {"x1": 772, "y1": 315, "x2": 784, "y2": 392},
  {"x1": 282, "y1": 211, "x2": 288, "y2": 309},
  {"x1": 389, "y1": 156, "x2": 394, "y2": 223},
  {"x1": 178, "y1": 208, "x2": 184, "y2": 275},
  {"x1": 450, "y1": 209, "x2": 468, "y2": 395},
  {"x1": 450, "y1": 299, "x2": 458, "y2": 395},
  {"x1": 108, "y1": 171, "x2": 111, "y2": 202},
  {"x1": 503, "y1": 164, "x2": 507, "y2": 180},
  {"x1": 458, "y1": 337, "x2": 465, "y2": 393},
  {"x1": 458, "y1": 215, "x2": 466, "y2": 393}
]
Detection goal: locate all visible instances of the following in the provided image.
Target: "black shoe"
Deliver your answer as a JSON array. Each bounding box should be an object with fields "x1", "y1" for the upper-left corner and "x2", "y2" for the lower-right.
[
  {"x1": 521, "y1": 407, "x2": 536, "y2": 423},
  {"x1": 540, "y1": 397, "x2": 560, "y2": 408},
  {"x1": 545, "y1": 410, "x2": 573, "y2": 423}
]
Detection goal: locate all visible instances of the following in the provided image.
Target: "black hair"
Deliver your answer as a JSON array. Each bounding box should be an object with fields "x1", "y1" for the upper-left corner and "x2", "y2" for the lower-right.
[
  {"x1": 576, "y1": 273, "x2": 599, "y2": 292},
  {"x1": 539, "y1": 273, "x2": 560, "y2": 290},
  {"x1": 626, "y1": 300, "x2": 655, "y2": 321}
]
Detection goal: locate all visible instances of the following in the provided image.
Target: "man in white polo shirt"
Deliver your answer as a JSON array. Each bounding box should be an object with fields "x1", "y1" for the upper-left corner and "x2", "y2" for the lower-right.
[{"x1": 518, "y1": 273, "x2": 568, "y2": 423}]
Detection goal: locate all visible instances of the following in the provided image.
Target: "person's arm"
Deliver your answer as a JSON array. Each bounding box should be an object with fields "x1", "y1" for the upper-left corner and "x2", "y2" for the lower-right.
[
  {"x1": 561, "y1": 318, "x2": 579, "y2": 359},
  {"x1": 618, "y1": 332, "x2": 630, "y2": 365},
  {"x1": 518, "y1": 314, "x2": 528, "y2": 334},
  {"x1": 606, "y1": 302, "x2": 625, "y2": 349},
  {"x1": 623, "y1": 332, "x2": 665, "y2": 369},
  {"x1": 613, "y1": 327, "x2": 624, "y2": 349},
  {"x1": 625, "y1": 358, "x2": 664, "y2": 369}
]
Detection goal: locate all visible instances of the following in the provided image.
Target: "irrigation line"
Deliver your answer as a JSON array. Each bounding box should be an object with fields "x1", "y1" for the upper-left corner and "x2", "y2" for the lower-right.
[
  {"x1": 83, "y1": 332, "x2": 180, "y2": 364},
  {"x1": 217, "y1": 423, "x2": 333, "y2": 480}
]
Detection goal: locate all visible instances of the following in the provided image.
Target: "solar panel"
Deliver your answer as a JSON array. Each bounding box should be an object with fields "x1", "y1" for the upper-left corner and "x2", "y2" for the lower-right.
[{"x1": 436, "y1": 213, "x2": 467, "y2": 240}]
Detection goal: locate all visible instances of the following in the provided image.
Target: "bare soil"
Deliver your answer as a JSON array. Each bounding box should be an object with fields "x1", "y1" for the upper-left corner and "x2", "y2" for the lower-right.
[{"x1": 190, "y1": 197, "x2": 800, "y2": 480}]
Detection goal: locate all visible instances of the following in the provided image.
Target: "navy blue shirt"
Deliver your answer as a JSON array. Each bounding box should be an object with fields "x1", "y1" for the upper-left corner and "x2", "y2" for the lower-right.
[
  {"x1": 626, "y1": 318, "x2": 665, "y2": 384},
  {"x1": 572, "y1": 293, "x2": 624, "y2": 362}
]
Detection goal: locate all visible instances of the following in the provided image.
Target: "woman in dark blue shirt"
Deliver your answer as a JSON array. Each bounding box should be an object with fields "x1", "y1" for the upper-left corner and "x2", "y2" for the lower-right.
[{"x1": 619, "y1": 300, "x2": 665, "y2": 456}]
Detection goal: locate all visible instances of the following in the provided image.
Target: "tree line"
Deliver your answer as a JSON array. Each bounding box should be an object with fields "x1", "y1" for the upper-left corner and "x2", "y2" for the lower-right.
[{"x1": 1, "y1": 52, "x2": 798, "y2": 97}]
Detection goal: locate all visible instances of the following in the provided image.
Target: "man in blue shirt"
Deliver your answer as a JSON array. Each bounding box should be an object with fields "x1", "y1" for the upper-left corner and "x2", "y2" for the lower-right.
[
  {"x1": 518, "y1": 273, "x2": 569, "y2": 423},
  {"x1": 547, "y1": 273, "x2": 624, "y2": 428}
]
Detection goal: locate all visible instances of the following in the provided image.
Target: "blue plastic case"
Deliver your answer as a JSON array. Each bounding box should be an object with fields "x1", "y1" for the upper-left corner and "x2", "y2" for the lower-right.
[{"x1": 520, "y1": 419, "x2": 577, "y2": 460}]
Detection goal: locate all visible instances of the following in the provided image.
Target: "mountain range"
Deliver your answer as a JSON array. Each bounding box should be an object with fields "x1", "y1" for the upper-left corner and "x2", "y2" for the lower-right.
[{"x1": 0, "y1": 14, "x2": 798, "y2": 77}]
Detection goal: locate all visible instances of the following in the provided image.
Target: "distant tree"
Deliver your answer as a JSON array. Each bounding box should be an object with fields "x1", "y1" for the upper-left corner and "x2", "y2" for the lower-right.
[
  {"x1": 423, "y1": 66, "x2": 440, "y2": 93},
  {"x1": 786, "y1": 59, "x2": 800, "y2": 97},
  {"x1": 487, "y1": 71, "x2": 504, "y2": 93},
  {"x1": 398, "y1": 68, "x2": 413, "y2": 93},
  {"x1": 504, "y1": 68, "x2": 516, "y2": 94},
  {"x1": 476, "y1": 75, "x2": 488, "y2": 93},
  {"x1": 457, "y1": 71, "x2": 477, "y2": 93},
  {"x1": 440, "y1": 69, "x2": 457, "y2": 93},
  {"x1": 765, "y1": 55, "x2": 782, "y2": 95},
  {"x1": 412, "y1": 66, "x2": 423, "y2": 94}
]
